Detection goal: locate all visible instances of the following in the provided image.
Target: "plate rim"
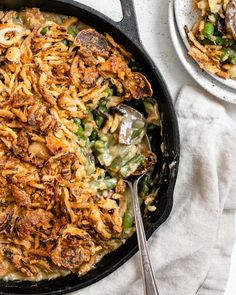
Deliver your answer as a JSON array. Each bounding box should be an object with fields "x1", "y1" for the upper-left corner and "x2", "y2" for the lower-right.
[
  {"x1": 169, "y1": 0, "x2": 236, "y2": 104},
  {"x1": 174, "y1": 0, "x2": 236, "y2": 91}
]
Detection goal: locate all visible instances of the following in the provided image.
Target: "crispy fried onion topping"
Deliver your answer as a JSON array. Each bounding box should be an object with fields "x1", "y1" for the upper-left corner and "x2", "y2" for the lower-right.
[{"x1": 0, "y1": 8, "x2": 153, "y2": 280}]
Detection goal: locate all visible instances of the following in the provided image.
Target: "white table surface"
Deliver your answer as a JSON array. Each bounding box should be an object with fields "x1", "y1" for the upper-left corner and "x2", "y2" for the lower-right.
[{"x1": 75, "y1": 0, "x2": 236, "y2": 293}]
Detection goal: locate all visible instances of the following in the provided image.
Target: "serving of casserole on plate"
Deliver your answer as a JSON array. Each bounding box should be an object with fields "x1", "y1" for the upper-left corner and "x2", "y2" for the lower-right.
[
  {"x1": 185, "y1": 0, "x2": 236, "y2": 81},
  {"x1": 173, "y1": 0, "x2": 236, "y2": 102},
  {"x1": 0, "y1": 7, "x2": 162, "y2": 281}
]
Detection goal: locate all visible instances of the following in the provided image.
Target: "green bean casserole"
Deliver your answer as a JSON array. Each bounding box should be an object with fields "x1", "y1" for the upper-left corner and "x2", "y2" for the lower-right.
[{"x1": 0, "y1": 8, "x2": 160, "y2": 280}]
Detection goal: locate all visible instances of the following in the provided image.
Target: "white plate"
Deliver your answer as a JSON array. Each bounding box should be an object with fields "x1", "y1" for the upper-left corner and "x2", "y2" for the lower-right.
[
  {"x1": 174, "y1": 0, "x2": 236, "y2": 91},
  {"x1": 168, "y1": 0, "x2": 236, "y2": 103}
]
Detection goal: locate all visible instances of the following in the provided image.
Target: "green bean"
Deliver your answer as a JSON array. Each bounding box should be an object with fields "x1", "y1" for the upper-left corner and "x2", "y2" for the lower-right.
[
  {"x1": 123, "y1": 210, "x2": 133, "y2": 229},
  {"x1": 143, "y1": 98, "x2": 158, "y2": 114},
  {"x1": 109, "y1": 154, "x2": 133, "y2": 173},
  {"x1": 199, "y1": 38, "x2": 213, "y2": 45},
  {"x1": 213, "y1": 13, "x2": 219, "y2": 21},
  {"x1": 203, "y1": 22, "x2": 215, "y2": 38},
  {"x1": 91, "y1": 177, "x2": 117, "y2": 190},
  {"x1": 229, "y1": 56, "x2": 236, "y2": 64},
  {"x1": 108, "y1": 156, "x2": 123, "y2": 172},
  {"x1": 141, "y1": 175, "x2": 149, "y2": 184},
  {"x1": 95, "y1": 116, "x2": 104, "y2": 128},
  {"x1": 40, "y1": 26, "x2": 50, "y2": 35},
  {"x1": 221, "y1": 49, "x2": 229, "y2": 62},
  {"x1": 89, "y1": 130, "x2": 98, "y2": 141},
  {"x1": 108, "y1": 145, "x2": 138, "y2": 173},
  {"x1": 88, "y1": 112, "x2": 95, "y2": 121},
  {"x1": 61, "y1": 39, "x2": 70, "y2": 46},
  {"x1": 221, "y1": 48, "x2": 236, "y2": 64},
  {"x1": 93, "y1": 140, "x2": 105, "y2": 152},
  {"x1": 106, "y1": 87, "x2": 114, "y2": 97},
  {"x1": 68, "y1": 27, "x2": 77, "y2": 37},
  {"x1": 143, "y1": 100, "x2": 152, "y2": 113},
  {"x1": 77, "y1": 125, "x2": 84, "y2": 138},
  {"x1": 104, "y1": 178, "x2": 117, "y2": 189},
  {"x1": 82, "y1": 112, "x2": 94, "y2": 125},
  {"x1": 215, "y1": 37, "x2": 225, "y2": 46},
  {"x1": 98, "y1": 101, "x2": 108, "y2": 113},
  {"x1": 131, "y1": 128, "x2": 142, "y2": 140},
  {"x1": 109, "y1": 156, "x2": 131, "y2": 173},
  {"x1": 140, "y1": 184, "x2": 149, "y2": 198},
  {"x1": 139, "y1": 175, "x2": 150, "y2": 198},
  {"x1": 143, "y1": 98, "x2": 159, "y2": 124},
  {"x1": 73, "y1": 118, "x2": 81, "y2": 125},
  {"x1": 120, "y1": 154, "x2": 145, "y2": 178},
  {"x1": 98, "y1": 133, "x2": 109, "y2": 142},
  {"x1": 215, "y1": 37, "x2": 234, "y2": 46}
]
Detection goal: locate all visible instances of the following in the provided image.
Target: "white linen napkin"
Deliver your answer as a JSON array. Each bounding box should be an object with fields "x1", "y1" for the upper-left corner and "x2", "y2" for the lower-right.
[{"x1": 73, "y1": 85, "x2": 236, "y2": 295}]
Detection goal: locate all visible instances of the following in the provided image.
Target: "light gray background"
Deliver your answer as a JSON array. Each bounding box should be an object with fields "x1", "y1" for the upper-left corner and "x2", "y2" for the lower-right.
[{"x1": 73, "y1": 0, "x2": 236, "y2": 294}]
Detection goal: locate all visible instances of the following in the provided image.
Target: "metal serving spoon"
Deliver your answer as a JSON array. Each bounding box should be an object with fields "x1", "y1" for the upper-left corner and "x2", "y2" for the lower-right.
[{"x1": 116, "y1": 104, "x2": 159, "y2": 295}]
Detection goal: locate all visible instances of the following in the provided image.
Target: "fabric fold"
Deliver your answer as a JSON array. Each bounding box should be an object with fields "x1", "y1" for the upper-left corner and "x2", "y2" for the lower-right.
[{"x1": 73, "y1": 86, "x2": 236, "y2": 295}]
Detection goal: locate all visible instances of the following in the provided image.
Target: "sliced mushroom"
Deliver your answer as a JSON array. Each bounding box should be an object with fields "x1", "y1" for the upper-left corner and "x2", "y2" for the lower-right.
[
  {"x1": 123, "y1": 72, "x2": 153, "y2": 99},
  {"x1": 226, "y1": 0, "x2": 236, "y2": 39},
  {"x1": 216, "y1": 17, "x2": 226, "y2": 36},
  {"x1": 51, "y1": 226, "x2": 95, "y2": 269},
  {"x1": 74, "y1": 28, "x2": 110, "y2": 58},
  {"x1": 132, "y1": 151, "x2": 157, "y2": 176}
]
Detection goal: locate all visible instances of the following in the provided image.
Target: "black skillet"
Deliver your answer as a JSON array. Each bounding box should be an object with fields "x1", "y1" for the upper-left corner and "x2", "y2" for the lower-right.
[{"x1": 0, "y1": 0, "x2": 180, "y2": 294}]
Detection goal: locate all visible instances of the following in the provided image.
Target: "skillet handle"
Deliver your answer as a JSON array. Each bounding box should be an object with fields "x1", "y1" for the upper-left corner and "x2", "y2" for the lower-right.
[
  {"x1": 0, "y1": 0, "x2": 141, "y2": 46},
  {"x1": 115, "y1": 0, "x2": 141, "y2": 45}
]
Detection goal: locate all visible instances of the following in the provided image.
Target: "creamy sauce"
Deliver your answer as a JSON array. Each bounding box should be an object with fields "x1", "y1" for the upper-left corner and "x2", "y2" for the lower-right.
[{"x1": 3, "y1": 268, "x2": 70, "y2": 282}]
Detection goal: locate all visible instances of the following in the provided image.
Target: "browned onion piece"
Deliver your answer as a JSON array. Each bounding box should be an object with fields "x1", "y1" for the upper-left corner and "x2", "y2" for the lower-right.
[
  {"x1": 74, "y1": 28, "x2": 110, "y2": 57},
  {"x1": 132, "y1": 151, "x2": 157, "y2": 176},
  {"x1": 0, "y1": 26, "x2": 24, "y2": 47}
]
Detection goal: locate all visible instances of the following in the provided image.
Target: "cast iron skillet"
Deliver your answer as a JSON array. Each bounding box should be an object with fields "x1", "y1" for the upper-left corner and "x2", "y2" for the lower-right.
[{"x1": 0, "y1": 0, "x2": 180, "y2": 294}]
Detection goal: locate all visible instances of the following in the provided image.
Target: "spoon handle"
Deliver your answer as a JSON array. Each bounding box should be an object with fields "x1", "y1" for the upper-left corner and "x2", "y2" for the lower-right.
[{"x1": 128, "y1": 178, "x2": 159, "y2": 295}]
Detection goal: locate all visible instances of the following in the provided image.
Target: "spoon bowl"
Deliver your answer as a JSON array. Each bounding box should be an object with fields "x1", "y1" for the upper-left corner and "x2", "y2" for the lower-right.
[{"x1": 115, "y1": 104, "x2": 157, "y2": 176}]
